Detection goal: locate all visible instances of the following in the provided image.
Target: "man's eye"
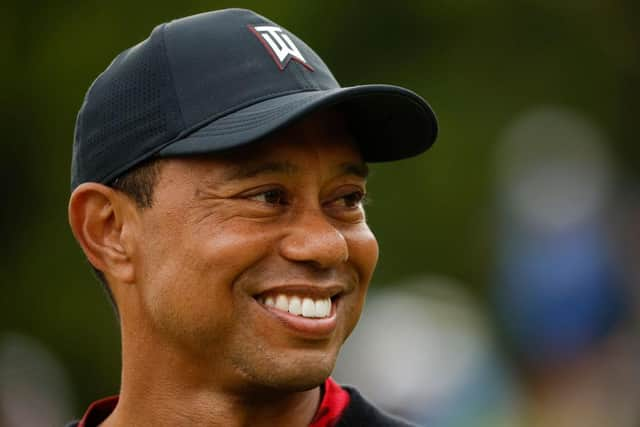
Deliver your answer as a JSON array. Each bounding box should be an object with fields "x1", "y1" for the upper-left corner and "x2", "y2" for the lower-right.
[
  {"x1": 334, "y1": 191, "x2": 366, "y2": 208},
  {"x1": 248, "y1": 189, "x2": 288, "y2": 205}
]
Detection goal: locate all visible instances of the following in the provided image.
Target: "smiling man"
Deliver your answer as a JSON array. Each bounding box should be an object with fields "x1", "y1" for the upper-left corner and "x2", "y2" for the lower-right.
[{"x1": 67, "y1": 8, "x2": 437, "y2": 427}]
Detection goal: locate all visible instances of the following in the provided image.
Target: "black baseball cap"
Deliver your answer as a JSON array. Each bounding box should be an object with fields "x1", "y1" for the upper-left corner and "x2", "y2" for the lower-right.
[{"x1": 71, "y1": 8, "x2": 438, "y2": 190}]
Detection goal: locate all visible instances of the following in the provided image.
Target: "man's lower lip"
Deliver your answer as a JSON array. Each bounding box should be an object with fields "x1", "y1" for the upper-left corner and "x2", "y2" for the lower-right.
[{"x1": 256, "y1": 299, "x2": 338, "y2": 338}]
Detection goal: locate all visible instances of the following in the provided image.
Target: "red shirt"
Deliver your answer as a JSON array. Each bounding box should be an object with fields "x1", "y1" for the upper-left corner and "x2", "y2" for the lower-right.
[{"x1": 78, "y1": 377, "x2": 350, "y2": 427}]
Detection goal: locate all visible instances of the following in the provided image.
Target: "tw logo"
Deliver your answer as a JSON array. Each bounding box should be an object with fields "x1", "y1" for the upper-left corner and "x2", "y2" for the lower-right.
[{"x1": 249, "y1": 25, "x2": 314, "y2": 71}]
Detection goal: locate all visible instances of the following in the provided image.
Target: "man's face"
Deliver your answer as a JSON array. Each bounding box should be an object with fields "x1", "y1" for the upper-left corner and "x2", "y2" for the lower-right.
[{"x1": 131, "y1": 111, "x2": 379, "y2": 392}]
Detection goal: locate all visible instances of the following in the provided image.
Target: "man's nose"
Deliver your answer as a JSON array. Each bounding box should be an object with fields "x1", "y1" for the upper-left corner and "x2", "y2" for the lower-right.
[{"x1": 279, "y1": 208, "x2": 349, "y2": 269}]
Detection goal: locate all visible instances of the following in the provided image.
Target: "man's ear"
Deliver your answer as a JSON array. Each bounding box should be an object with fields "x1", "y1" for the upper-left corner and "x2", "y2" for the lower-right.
[{"x1": 68, "y1": 183, "x2": 138, "y2": 284}]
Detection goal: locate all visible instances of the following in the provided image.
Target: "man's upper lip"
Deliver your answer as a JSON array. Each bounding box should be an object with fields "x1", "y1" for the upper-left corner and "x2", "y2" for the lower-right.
[{"x1": 253, "y1": 284, "x2": 346, "y2": 299}]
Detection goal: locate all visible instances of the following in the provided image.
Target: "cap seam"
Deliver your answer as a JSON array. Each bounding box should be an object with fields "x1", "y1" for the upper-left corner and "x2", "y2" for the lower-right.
[{"x1": 158, "y1": 23, "x2": 186, "y2": 131}]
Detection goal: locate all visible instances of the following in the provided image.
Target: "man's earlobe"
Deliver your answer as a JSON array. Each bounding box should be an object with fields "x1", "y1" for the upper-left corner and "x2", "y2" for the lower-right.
[{"x1": 68, "y1": 183, "x2": 137, "y2": 284}]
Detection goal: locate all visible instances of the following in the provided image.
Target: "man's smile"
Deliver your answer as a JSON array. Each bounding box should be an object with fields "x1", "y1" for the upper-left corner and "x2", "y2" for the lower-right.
[
  {"x1": 251, "y1": 287, "x2": 344, "y2": 338},
  {"x1": 260, "y1": 294, "x2": 333, "y2": 318}
]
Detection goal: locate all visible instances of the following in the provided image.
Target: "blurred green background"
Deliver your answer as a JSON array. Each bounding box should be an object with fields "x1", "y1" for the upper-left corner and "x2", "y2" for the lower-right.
[{"x1": 2, "y1": 0, "x2": 639, "y2": 424}]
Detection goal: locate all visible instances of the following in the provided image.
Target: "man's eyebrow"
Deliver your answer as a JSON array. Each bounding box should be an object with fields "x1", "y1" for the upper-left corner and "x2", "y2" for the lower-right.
[{"x1": 340, "y1": 162, "x2": 369, "y2": 178}]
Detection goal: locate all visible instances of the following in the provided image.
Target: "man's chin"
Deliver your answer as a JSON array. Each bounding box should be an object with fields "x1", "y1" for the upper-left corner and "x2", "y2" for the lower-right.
[
  {"x1": 272, "y1": 369, "x2": 332, "y2": 392},
  {"x1": 234, "y1": 354, "x2": 337, "y2": 393},
  {"x1": 226, "y1": 334, "x2": 343, "y2": 393},
  {"x1": 258, "y1": 360, "x2": 335, "y2": 392}
]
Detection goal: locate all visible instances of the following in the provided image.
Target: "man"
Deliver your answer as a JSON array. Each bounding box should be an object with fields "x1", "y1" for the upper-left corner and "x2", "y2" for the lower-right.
[{"x1": 67, "y1": 8, "x2": 437, "y2": 427}]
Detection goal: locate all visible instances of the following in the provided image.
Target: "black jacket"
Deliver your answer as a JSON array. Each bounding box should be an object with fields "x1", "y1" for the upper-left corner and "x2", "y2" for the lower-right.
[{"x1": 337, "y1": 386, "x2": 420, "y2": 427}]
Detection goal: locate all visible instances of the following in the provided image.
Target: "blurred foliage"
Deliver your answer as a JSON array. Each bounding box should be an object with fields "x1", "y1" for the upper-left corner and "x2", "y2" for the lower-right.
[{"x1": 2, "y1": 0, "x2": 638, "y2": 411}]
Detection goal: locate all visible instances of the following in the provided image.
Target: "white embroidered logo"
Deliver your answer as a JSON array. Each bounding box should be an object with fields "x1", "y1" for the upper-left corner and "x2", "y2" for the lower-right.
[{"x1": 250, "y1": 25, "x2": 313, "y2": 71}]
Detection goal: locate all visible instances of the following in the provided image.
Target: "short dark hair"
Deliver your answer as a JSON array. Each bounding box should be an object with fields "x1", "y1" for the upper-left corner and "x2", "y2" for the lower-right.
[{"x1": 91, "y1": 159, "x2": 164, "y2": 314}]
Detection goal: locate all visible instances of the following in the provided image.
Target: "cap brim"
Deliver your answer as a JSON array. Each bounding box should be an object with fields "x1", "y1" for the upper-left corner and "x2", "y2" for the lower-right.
[{"x1": 158, "y1": 85, "x2": 438, "y2": 162}]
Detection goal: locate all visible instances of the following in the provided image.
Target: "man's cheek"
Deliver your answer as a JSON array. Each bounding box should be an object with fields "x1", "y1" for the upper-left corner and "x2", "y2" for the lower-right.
[{"x1": 347, "y1": 226, "x2": 379, "y2": 282}]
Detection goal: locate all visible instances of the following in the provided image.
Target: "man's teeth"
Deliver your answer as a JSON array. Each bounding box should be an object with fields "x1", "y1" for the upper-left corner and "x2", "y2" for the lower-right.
[{"x1": 262, "y1": 295, "x2": 332, "y2": 318}]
